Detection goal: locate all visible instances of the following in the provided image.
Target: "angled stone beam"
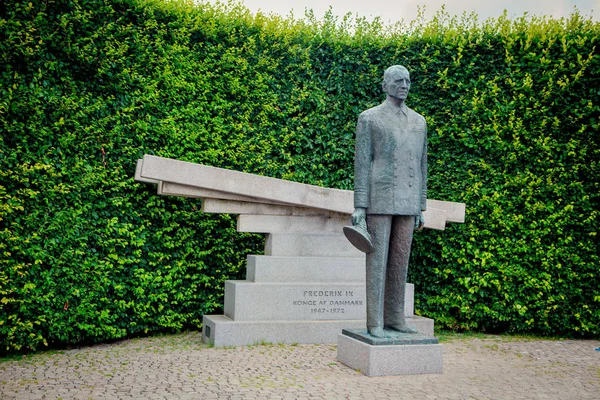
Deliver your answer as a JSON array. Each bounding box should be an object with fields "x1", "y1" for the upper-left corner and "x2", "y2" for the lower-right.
[
  {"x1": 202, "y1": 198, "x2": 338, "y2": 217},
  {"x1": 180, "y1": 191, "x2": 458, "y2": 230},
  {"x1": 137, "y1": 156, "x2": 466, "y2": 225},
  {"x1": 139, "y1": 155, "x2": 352, "y2": 214},
  {"x1": 158, "y1": 180, "x2": 462, "y2": 227},
  {"x1": 159, "y1": 182, "x2": 288, "y2": 206},
  {"x1": 135, "y1": 159, "x2": 159, "y2": 184}
]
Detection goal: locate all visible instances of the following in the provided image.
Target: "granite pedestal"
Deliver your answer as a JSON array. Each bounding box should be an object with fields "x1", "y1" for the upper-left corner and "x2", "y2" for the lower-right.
[
  {"x1": 337, "y1": 329, "x2": 443, "y2": 376},
  {"x1": 202, "y1": 246, "x2": 434, "y2": 347}
]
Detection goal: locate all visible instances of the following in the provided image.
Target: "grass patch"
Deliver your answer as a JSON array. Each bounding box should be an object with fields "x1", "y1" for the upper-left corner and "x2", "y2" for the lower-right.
[{"x1": 435, "y1": 329, "x2": 573, "y2": 343}]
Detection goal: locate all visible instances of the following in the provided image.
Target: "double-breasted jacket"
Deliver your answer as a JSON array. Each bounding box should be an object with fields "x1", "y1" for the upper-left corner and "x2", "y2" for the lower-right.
[{"x1": 353, "y1": 100, "x2": 427, "y2": 215}]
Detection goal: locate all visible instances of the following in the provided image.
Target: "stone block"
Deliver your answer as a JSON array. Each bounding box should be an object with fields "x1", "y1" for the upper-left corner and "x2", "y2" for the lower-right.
[
  {"x1": 202, "y1": 314, "x2": 433, "y2": 347},
  {"x1": 428, "y1": 199, "x2": 466, "y2": 223},
  {"x1": 202, "y1": 198, "x2": 336, "y2": 216},
  {"x1": 407, "y1": 314, "x2": 434, "y2": 336},
  {"x1": 238, "y1": 215, "x2": 351, "y2": 234},
  {"x1": 224, "y1": 281, "x2": 367, "y2": 321},
  {"x1": 421, "y1": 207, "x2": 446, "y2": 230},
  {"x1": 246, "y1": 255, "x2": 365, "y2": 283},
  {"x1": 135, "y1": 159, "x2": 159, "y2": 184},
  {"x1": 202, "y1": 315, "x2": 365, "y2": 347},
  {"x1": 337, "y1": 333, "x2": 443, "y2": 376},
  {"x1": 223, "y1": 281, "x2": 414, "y2": 321},
  {"x1": 159, "y1": 182, "x2": 285, "y2": 205},
  {"x1": 265, "y1": 232, "x2": 364, "y2": 257}
]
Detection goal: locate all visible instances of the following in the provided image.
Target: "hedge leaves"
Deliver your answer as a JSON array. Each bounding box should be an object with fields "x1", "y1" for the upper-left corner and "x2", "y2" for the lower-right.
[{"x1": 1, "y1": 0, "x2": 598, "y2": 353}]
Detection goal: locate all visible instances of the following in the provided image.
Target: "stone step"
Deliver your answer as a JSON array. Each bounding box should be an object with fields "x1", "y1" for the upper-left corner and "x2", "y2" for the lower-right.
[
  {"x1": 238, "y1": 214, "x2": 351, "y2": 234},
  {"x1": 246, "y1": 255, "x2": 365, "y2": 283},
  {"x1": 224, "y1": 281, "x2": 414, "y2": 321},
  {"x1": 202, "y1": 314, "x2": 434, "y2": 347},
  {"x1": 265, "y1": 232, "x2": 363, "y2": 257},
  {"x1": 203, "y1": 198, "x2": 336, "y2": 217}
]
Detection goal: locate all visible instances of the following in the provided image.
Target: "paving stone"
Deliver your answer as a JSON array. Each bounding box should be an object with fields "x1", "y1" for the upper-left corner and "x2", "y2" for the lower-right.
[{"x1": 0, "y1": 332, "x2": 598, "y2": 399}]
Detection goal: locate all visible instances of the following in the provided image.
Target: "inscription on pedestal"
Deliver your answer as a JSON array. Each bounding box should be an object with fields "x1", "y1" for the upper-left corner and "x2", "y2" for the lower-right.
[
  {"x1": 292, "y1": 290, "x2": 364, "y2": 316},
  {"x1": 225, "y1": 281, "x2": 413, "y2": 321},
  {"x1": 225, "y1": 281, "x2": 367, "y2": 321}
]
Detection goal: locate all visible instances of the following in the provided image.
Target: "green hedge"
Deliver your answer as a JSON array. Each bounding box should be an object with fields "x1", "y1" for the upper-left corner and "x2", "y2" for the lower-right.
[{"x1": 1, "y1": 0, "x2": 598, "y2": 353}]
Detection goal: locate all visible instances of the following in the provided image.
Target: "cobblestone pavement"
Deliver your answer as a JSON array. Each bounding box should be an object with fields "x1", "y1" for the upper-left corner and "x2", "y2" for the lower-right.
[{"x1": 1, "y1": 332, "x2": 598, "y2": 399}]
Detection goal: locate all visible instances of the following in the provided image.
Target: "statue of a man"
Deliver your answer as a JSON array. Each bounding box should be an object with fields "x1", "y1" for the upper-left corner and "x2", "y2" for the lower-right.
[{"x1": 352, "y1": 65, "x2": 427, "y2": 338}]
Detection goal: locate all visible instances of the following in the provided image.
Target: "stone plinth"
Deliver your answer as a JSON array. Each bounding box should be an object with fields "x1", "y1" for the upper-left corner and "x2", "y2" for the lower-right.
[
  {"x1": 224, "y1": 281, "x2": 414, "y2": 321},
  {"x1": 337, "y1": 330, "x2": 443, "y2": 377},
  {"x1": 246, "y1": 255, "x2": 365, "y2": 283},
  {"x1": 202, "y1": 315, "x2": 434, "y2": 347},
  {"x1": 238, "y1": 214, "x2": 351, "y2": 234},
  {"x1": 265, "y1": 233, "x2": 364, "y2": 257}
]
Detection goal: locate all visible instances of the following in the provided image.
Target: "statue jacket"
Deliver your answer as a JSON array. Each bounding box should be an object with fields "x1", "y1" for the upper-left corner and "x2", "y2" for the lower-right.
[{"x1": 353, "y1": 100, "x2": 427, "y2": 215}]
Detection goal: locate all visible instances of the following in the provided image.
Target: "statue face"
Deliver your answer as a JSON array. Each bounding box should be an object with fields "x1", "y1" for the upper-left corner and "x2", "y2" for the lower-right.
[{"x1": 383, "y1": 68, "x2": 411, "y2": 101}]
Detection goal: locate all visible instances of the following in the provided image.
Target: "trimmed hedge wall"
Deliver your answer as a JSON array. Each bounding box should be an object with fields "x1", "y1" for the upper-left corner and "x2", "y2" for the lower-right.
[{"x1": 1, "y1": 0, "x2": 598, "y2": 353}]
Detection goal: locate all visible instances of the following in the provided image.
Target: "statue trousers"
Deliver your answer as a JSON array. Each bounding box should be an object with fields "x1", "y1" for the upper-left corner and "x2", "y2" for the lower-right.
[{"x1": 365, "y1": 214, "x2": 415, "y2": 329}]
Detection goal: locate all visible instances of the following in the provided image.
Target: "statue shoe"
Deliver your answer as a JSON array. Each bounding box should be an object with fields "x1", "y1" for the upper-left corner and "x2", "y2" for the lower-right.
[{"x1": 368, "y1": 326, "x2": 385, "y2": 338}]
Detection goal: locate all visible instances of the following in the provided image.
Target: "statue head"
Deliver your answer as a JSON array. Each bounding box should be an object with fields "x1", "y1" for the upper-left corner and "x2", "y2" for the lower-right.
[{"x1": 382, "y1": 65, "x2": 411, "y2": 102}]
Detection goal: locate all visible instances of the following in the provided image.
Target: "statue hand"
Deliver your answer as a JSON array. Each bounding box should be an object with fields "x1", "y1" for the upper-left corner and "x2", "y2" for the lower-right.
[
  {"x1": 351, "y1": 208, "x2": 367, "y2": 227},
  {"x1": 415, "y1": 212, "x2": 425, "y2": 230}
]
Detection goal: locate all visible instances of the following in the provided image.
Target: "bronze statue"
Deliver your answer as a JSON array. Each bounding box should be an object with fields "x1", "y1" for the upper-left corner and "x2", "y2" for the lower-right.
[{"x1": 350, "y1": 65, "x2": 427, "y2": 338}]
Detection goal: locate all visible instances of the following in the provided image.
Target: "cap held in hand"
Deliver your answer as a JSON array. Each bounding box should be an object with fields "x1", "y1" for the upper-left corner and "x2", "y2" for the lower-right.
[{"x1": 343, "y1": 224, "x2": 373, "y2": 253}]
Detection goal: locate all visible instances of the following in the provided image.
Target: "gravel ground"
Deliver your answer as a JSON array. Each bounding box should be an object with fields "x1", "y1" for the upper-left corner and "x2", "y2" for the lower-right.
[{"x1": 1, "y1": 331, "x2": 598, "y2": 399}]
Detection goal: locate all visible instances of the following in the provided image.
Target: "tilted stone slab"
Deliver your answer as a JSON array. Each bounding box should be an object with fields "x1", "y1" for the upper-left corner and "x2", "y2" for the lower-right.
[
  {"x1": 140, "y1": 155, "x2": 352, "y2": 214},
  {"x1": 223, "y1": 281, "x2": 414, "y2": 321},
  {"x1": 265, "y1": 232, "x2": 364, "y2": 257},
  {"x1": 154, "y1": 177, "x2": 319, "y2": 208},
  {"x1": 159, "y1": 182, "x2": 287, "y2": 206},
  {"x1": 137, "y1": 156, "x2": 465, "y2": 227},
  {"x1": 202, "y1": 198, "x2": 337, "y2": 217},
  {"x1": 202, "y1": 314, "x2": 434, "y2": 347},
  {"x1": 247, "y1": 255, "x2": 365, "y2": 283}
]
